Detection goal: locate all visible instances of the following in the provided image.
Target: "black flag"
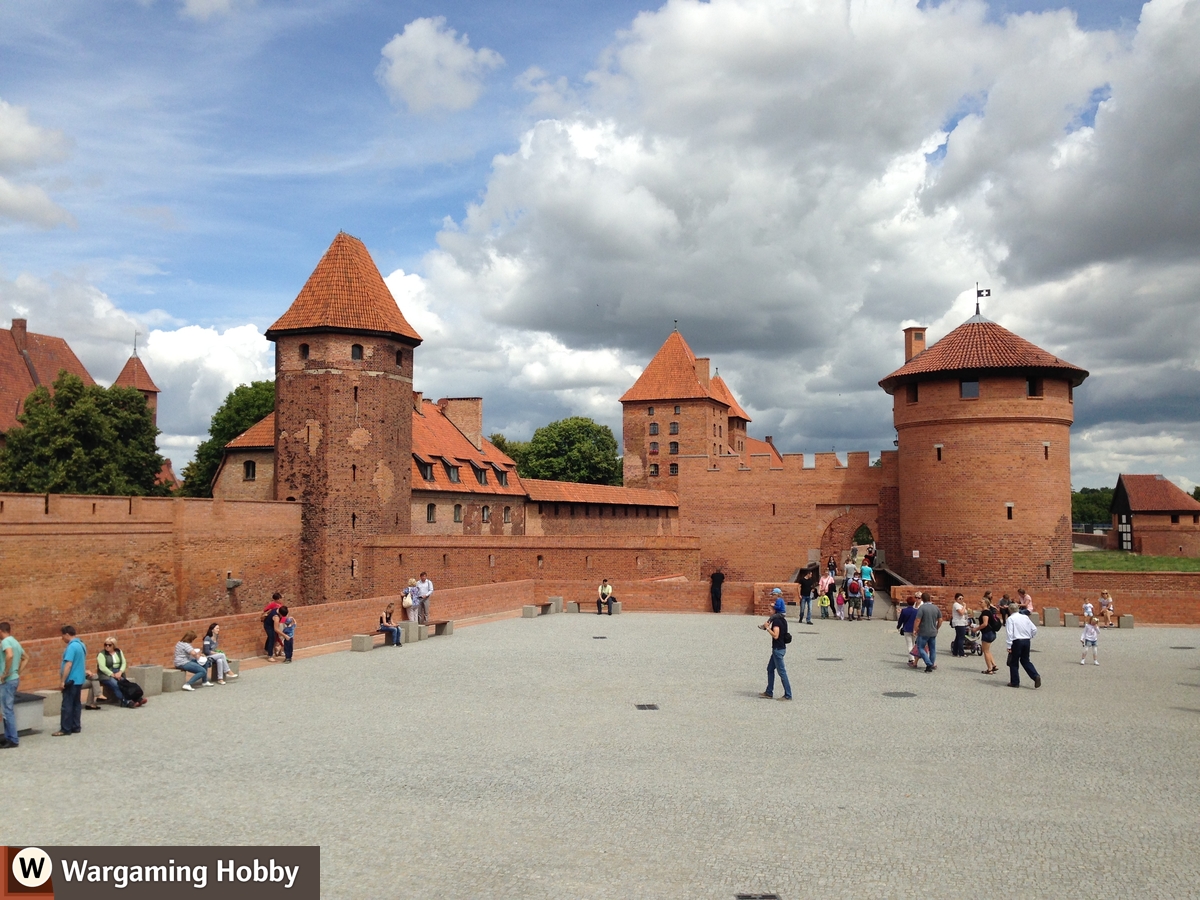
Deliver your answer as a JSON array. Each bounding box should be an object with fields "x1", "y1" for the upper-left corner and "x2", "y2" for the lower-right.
[{"x1": 976, "y1": 288, "x2": 991, "y2": 297}]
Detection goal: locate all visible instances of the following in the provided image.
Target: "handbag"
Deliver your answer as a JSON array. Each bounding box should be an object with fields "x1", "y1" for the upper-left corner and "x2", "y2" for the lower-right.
[
  {"x1": 402, "y1": 595, "x2": 413, "y2": 609},
  {"x1": 1005, "y1": 649, "x2": 1014, "y2": 667},
  {"x1": 909, "y1": 643, "x2": 920, "y2": 658}
]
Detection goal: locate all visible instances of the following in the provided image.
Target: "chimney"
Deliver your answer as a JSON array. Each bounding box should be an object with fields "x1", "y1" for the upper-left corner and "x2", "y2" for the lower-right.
[
  {"x1": 438, "y1": 397, "x2": 484, "y2": 450},
  {"x1": 694, "y1": 357, "x2": 710, "y2": 389},
  {"x1": 765, "y1": 436, "x2": 774, "y2": 445},
  {"x1": 412, "y1": 391, "x2": 423, "y2": 411},
  {"x1": 10, "y1": 318, "x2": 27, "y2": 352},
  {"x1": 903, "y1": 327, "x2": 927, "y2": 362}
]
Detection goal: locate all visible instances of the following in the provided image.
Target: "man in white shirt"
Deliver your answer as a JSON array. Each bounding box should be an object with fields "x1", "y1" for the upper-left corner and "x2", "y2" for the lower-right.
[
  {"x1": 415, "y1": 572, "x2": 434, "y2": 624},
  {"x1": 1005, "y1": 601, "x2": 1041, "y2": 689}
]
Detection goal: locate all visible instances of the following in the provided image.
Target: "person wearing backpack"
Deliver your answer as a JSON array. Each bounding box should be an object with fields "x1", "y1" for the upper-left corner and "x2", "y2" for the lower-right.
[
  {"x1": 846, "y1": 576, "x2": 864, "y2": 621},
  {"x1": 758, "y1": 590, "x2": 793, "y2": 701}
]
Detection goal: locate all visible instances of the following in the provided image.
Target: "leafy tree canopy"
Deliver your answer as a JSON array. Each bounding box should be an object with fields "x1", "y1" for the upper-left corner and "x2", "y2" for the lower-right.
[
  {"x1": 488, "y1": 432, "x2": 529, "y2": 470},
  {"x1": 516, "y1": 417, "x2": 622, "y2": 485},
  {"x1": 0, "y1": 371, "x2": 168, "y2": 496},
  {"x1": 180, "y1": 380, "x2": 275, "y2": 497},
  {"x1": 1194, "y1": 485, "x2": 1200, "y2": 503},
  {"x1": 1072, "y1": 486, "x2": 1114, "y2": 524}
]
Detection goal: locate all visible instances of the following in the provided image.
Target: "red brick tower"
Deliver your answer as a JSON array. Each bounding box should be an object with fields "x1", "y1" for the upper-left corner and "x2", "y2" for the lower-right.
[
  {"x1": 114, "y1": 354, "x2": 160, "y2": 427},
  {"x1": 879, "y1": 312, "x2": 1088, "y2": 589},
  {"x1": 619, "y1": 331, "x2": 741, "y2": 488},
  {"x1": 266, "y1": 233, "x2": 423, "y2": 604}
]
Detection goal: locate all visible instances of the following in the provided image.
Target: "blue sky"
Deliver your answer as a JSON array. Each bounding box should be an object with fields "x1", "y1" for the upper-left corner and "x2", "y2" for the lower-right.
[{"x1": 2, "y1": 0, "x2": 1197, "y2": 492}]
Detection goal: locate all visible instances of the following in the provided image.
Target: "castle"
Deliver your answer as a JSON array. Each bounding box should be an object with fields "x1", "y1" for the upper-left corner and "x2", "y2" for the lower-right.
[{"x1": 214, "y1": 232, "x2": 1091, "y2": 602}]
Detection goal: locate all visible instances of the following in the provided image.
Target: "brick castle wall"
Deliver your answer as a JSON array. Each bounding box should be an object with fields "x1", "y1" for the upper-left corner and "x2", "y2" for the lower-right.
[{"x1": 0, "y1": 493, "x2": 301, "y2": 640}]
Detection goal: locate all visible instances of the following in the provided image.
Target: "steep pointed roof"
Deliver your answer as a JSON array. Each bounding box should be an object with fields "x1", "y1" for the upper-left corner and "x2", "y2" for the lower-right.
[
  {"x1": 709, "y1": 374, "x2": 750, "y2": 421},
  {"x1": 114, "y1": 355, "x2": 160, "y2": 393},
  {"x1": 620, "y1": 331, "x2": 713, "y2": 403},
  {"x1": 266, "y1": 232, "x2": 422, "y2": 343},
  {"x1": 879, "y1": 315, "x2": 1088, "y2": 393}
]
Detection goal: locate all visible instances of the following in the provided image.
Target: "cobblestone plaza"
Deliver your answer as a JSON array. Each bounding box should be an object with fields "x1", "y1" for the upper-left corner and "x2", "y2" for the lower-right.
[{"x1": 6, "y1": 612, "x2": 1200, "y2": 898}]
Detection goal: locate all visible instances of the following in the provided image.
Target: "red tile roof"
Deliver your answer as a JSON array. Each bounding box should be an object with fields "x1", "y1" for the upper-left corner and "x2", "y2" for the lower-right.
[
  {"x1": 1118, "y1": 474, "x2": 1200, "y2": 513},
  {"x1": 266, "y1": 233, "x2": 423, "y2": 343},
  {"x1": 709, "y1": 374, "x2": 750, "y2": 421},
  {"x1": 226, "y1": 412, "x2": 277, "y2": 450},
  {"x1": 620, "y1": 331, "x2": 713, "y2": 402},
  {"x1": 879, "y1": 315, "x2": 1088, "y2": 393},
  {"x1": 523, "y1": 479, "x2": 678, "y2": 507},
  {"x1": 411, "y1": 400, "x2": 525, "y2": 496},
  {"x1": 0, "y1": 322, "x2": 95, "y2": 433},
  {"x1": 743, "y1": 436, "x2": 782, "y2": 463},
  {"x1": 113, "y1": 355, "x2": 160, "y2": 393},
  {"x1": 156, "y1": 459, "x2": 179, "y2": 488}
]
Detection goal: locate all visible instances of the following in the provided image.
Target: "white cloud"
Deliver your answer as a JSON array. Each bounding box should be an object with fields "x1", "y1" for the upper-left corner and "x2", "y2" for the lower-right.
[
  {"x1": 179, "y1": 0, "x2": 248, "y2": 20},
  {"x1": 390, "y1": 0, "x2": 1200, "y2": 486},
  {"x1": 377, "y1": 17, "x2": 503, "y2": 114},
  {"x1": 0, "y1": 98, "x2": 72, "y2": 227}
]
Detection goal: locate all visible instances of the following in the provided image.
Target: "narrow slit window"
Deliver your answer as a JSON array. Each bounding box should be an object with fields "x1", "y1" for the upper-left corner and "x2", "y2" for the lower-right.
[
  {"x1": 396, "y1": 350, "x2": 404, "y2": 367},
  {"x1": 935, "y1": 445, "x2": 943, "y2": 462},
  {"x1": 939, "y1": 562, "x2": 946, "y2": 578},
  {"x1": 1006, "y1": 504, "x2": 1014, "y2": 520},
  {"x1": 1044, "y1": 443, "x2": 1050, "y2": 460}
]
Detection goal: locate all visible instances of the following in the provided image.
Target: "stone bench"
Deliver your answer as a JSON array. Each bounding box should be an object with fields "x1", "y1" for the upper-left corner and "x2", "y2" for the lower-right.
[
  {"x1": 567, "y1": 601, "x2": 581, "y2": 613},
  {"x1": 351, "y1": 632, "x2": 394, "y2": 652},
  {"x1": 13, "y1": 691, "x2": 45, "y2": 734},
  {"x1": 1063, "y1": 613, "x2": 1080, "y2": 628},
  {"x1": 1119, "y1": 614, "x2": 1134, "y2": 629},
  {"x1": 427, "y1": 619, "x2": 454, "y2": 636},
  {"x1": 34, "y1": 689, "x2": 61, "y2": 718},
  {"x1": 1042, "y1": 607, "x2": 1061, "y2": 626},
  {"x1": 401, "y1": 621, "x2": 428, "y2": 643},
  {"x1": 162, "y1": 669, "x2": 188, "y2": 692},
  {"x1": 127, "y1": 664, "x2": 163, "y2": 697}
]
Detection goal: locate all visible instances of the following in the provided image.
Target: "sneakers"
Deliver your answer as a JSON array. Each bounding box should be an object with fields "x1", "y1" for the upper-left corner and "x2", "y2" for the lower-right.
[
  {"x1": 1094, "y1": 660, "x2": 1100, "y2": 665},
  {"x1": 203, "y1": 681, "x2": 214, "y2": 687},
  {"x1": 1081, "y1": 659, "x2": 1087, "y2": 665},
  {"x1": 1034, "y1": 676, "x2": 1042, "y2": 688},
  {"x1": 181, "y1": 684, "x2": 195, "y2": 691},
  {"x1": 758, "y1": 692, "x2": 773, "y2": 699}
]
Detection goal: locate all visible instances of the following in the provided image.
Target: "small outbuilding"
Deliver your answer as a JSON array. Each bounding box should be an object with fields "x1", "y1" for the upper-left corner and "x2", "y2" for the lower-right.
[{"x1": 1108, "y1": 474, "x2": 1200, "y2": 556}]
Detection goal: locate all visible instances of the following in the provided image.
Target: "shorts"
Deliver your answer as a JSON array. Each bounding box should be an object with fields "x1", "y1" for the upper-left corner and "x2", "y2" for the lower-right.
[
  {"x1": 848, "y1": 597, "x2": 862, "y2": 609},
  {"x1": 981, "y1": 630, "x2": 997, "y2": 643},
  {"x1": 1083, "y1": 639, "x2": 1097, "y2": 647}
]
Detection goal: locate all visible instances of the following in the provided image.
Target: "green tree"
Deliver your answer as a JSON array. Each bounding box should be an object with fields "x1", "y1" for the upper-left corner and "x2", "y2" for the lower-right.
[
  {"x1": 1194, "y1": 485, "x2": 1200, "y2": 503},
  {"x1": 1072, "y1": 486, "x2": 1115, "y2": 525},
  {"x1": 488, "y1": 432, "x2": 529, "y2": 470},
  {"x1": 0, "y1": 371, "x2": 168, "y2": 495},
  {"x1": 518, "y1": 417, "x2": 622, "y2": 485},
  {"x1": 180, "y1": 380, "x2": 276, "y2": 497}
]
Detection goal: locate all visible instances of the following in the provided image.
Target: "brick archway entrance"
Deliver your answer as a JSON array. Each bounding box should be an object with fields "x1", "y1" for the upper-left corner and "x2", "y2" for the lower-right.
[{"x1": 819, "y1": 507, "x2": 878, "y2": 566}]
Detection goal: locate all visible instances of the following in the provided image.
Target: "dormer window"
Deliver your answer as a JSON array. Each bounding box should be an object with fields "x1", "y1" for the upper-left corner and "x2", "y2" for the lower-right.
[
  {"x1": 496, "y1": 469, "x2": 508, "y2": 486},
  {"x1": 418, "y1": 462, "x2": 434, "y2": 481},
  {"x1": 474, "y1": 467, "x2": 488, "y2": 486},
  {"x1": 445, "y1": 463, "x2": 460, "y2": 483},
  {"x1": 351, "y1": 344, "x2": 363, "y2": 360}
]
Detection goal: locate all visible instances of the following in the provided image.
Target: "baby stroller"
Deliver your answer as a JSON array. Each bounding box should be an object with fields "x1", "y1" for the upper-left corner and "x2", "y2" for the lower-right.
[{"x1": 961, "y1": 618, "x2": 984, "y2": 656}]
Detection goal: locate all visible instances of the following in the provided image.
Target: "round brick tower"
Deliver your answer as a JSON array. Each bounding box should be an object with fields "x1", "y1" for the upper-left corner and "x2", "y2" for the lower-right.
[
  {"x1": 266, "y1": 233, "x2": 422, "y2": 604},
  {"x1": 879, "y1": 312, "x2": 1088, "y2": 590}
]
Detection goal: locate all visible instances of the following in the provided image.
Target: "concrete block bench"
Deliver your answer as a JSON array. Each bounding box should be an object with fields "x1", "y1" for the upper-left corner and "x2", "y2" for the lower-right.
[
  {"x1": 127, "y1": 664, "x2": 163, "y2": 697},
  {"x1": 523, "y1": 602, "x2": 555, "y2": 618},
  {"x1": 567, "y1": 601, "x2": 581, "y2": 613},
  {"x1": 14, "y1": 692, "x2": 45, "y2": 734},
  {"x1": 547, "y1": 597, "x2": 564, "y2": 614},
  {"x1": 1042, "y1": 607, "x2": 1060, "y2": 626},
  {"x1": 427, "y1": 619, "x2": 454, "y2": 636},
  {"x1": 351, "y1": 632, "x2": 392, "y2": 652},
  {"x1": 161, "y1": 669, "x2": 188, "y2": 692},
  {"x1": 35, "y1": 689, "x2": 61, "y2": 718},
  {"x1": 1063, "y1": 613, "x2": 1080, "y2": 628},
  {"x1": 227, "y1": 659, "x2": 240, "y2": 676},
  {"x1": 401, "y1": 621, "x2": 428, "y2": 643},
  {"x1": 610, "y1": 601, "x2": 622, "y2": 615},
  {"x1": 1119, "y1": 614, "x2": 1134, "y2": 629}
]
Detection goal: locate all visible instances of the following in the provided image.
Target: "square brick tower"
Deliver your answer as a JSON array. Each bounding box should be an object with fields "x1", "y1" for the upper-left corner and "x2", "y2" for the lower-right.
[
  {"x1": 880, "y1": 312, "x2": 1088, "y2": 589},
  {"x1": 266, "y1": 233, "x2": 423, "y2": 604}
]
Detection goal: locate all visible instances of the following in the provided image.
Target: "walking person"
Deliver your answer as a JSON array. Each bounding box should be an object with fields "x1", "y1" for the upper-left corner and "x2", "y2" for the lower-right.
[
  {"x1": 54, "y1": 625, "x2": 87, "y2": 736},
  {"x1": 950, "y1": 593, "x2": 969, "y2": 657},
  {"x1": 0, "y1": 622, "x2": 26, "y2": 748},
  {"x1": 797, "y1": 564, "x2": 817, "y2": 625},
  {"x1": 976, "y1": 591, "x2": 1001, "y2": 674},
  {"x1": 597, "y1": 578, "x2": 615, "y2": 615},
  {"x1": 709, "y1": 570, "x2": 725, "y2": 613},
  {"x1": 1005, "y1": 602, "x2": 1041, "y2": 688},
  {"x1": 913, "y1": 592, "x2": 941, "y2": 673},
  {"x1": 897, "y1": 596, "x2": 918, "y2": 667},
  {"x1": 758, "y1": 590, "x2": 792, "y2": 701},
  {"x1": 415, "y1": 572, "x2": 434, "y2": 624},
  {"x1": 1080, "y1": 616, "x2": 1101, "y2": 665}
]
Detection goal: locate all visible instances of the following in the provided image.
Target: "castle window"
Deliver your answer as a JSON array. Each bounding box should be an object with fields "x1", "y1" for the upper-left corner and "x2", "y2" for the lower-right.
[
  {"x1": 482, "y1": 506, "x2": 490, "y2": 523},
  {"x1": 1044, "y1": 442, "x2": 1050, "y2": 460},
  {"x1": 396, "y1": 350, "x2": 404, "y2": 367},
  {"x1": 350, "y1": 513, "x2": 357, "y2": 529},
  {"x1": 503, "y1": 506, "x2": 511, "y2": 523},
  {"x1": 1171, "y1": 514, "x2": 1180, "y2": 524},
  {"x1": 649, "y1": 464, "x2": 659, "y2": 476},
  {"x1": 669, "y1": 442, "x2": 679, "y2": 454},
  {"x1": 1027, "y1": 377, "x2": 1044, "y2": 398},
  {"x1": 243, "y1": 460, "x2": 256, "y2": 481},
  {"x1": 453, "y1": 504, "x2": 462, "y2": 523},
  {"x1": 496, "y1": 469, "x2": 508, "y2": 486},
  {"x1": 906, "y1": 383, "x2": 919, "y2": 403},
  {"x1": 960, "y1": 380, "x2": 979, "y2": 399},
  {"x1": 935, "y1": 444, "x2": 943, "y2": 462},
  {"x1": 648, "y1": 407, "x2": 655, "y2": 416},
  {"x1": 351, "y1": 344, "x2": 363, "y2": 360},
  {"x1": 940, "y1": 561, "x2": 946, "y2": 578},
  {"x1": 537, "y1": 554, "x2": 544, "y2": 568},
  {"x1": 426, "y1": 503, "x2": 436, "y2": 523},
  {"x1": 445, "y1": 464, "x2": 460, "y2": 483},
  {"x1": 1193, "y1": 514, "x2": 1199, "y2": 524},
  {"x1": 649, "y1": 422, "x2": 659, "y2": 435},
  {"x1": 670, "y1": 422, "x2": 679, "y2": 434},
  {"x1": 489, "y1": 554, "x2": 495, "y2": 567},
  {"x1": 713, "y1": 424, "x2": 717, "y2": 437},
  {"x1": 351, "y1": 464, "x2": 357, "y2": 481},
  {"x1": 474, "y1": 467, "x2": 488, "y2": 486},
  {"x1": 1006, "y1": 503, "x2": 1014, "y2": 520},
  {"x1": 298, "y1": 343, "x2": 309, "y2": 360},
  {"x1": 649, "y1": 442, "x2": 659, "y2": 454},
  {"x1": 419, "y1": 462, "x2": 434, "y2": 481},
  {"x1": 674, "y1": 405, "x2": 681, "y2": 414},
  {"x1": 669, "y1": 463, "x2": 678, "y2": 475},
  {"x1": 1069, "y1": 384, "x2": 1074, "y2": 403}
]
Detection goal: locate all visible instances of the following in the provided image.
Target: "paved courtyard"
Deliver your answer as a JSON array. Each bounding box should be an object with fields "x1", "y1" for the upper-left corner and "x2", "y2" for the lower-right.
[{"x1": 5, "y1": 611, "x2": 1200, "y2": 898}]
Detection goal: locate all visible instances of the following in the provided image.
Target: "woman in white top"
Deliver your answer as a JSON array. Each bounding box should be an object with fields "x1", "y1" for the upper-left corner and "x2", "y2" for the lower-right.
[
  {"x1": 950, "y1": 593, "x2": 969, "y2": 657},
  {"x1": 1099, "y1": 590, "x2": 1115, "y2": 627}
]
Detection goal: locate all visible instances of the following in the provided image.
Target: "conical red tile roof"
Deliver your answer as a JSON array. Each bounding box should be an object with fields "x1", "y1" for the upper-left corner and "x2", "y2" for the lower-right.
[
  {"x1": 114, "y1": 355, "x2": 160, "y2": 393},
  {"x1": 709, "y1": 374, "x2": 750, "y2": 421},
  {"x1": 266, "y1": 232, "x2": 422, "y2": 343},
  {"x1": 620, "y1": 331, "x2": 712, "y2": 402},
  {"x1": 879, "y1": 315, "x2": 1088, "y2": 393}
]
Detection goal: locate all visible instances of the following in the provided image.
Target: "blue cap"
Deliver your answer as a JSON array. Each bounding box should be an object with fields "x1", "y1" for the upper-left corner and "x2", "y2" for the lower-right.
[
  {"x1": 773, "y1": 598, "x2": 786, "y2": 613},
  {"x1": 771, "y1": 588, "x2": 783, "y2": 595}
]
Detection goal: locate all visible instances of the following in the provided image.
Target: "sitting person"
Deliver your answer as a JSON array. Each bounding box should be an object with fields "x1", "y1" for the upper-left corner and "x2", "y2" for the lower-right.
[
  {"x1": 379, "y1": 603, "x2": 403, "y2": 647},
  {"x1": 597, "y1": 578, "x2": 615, "y2": 615},
  {"x1": 1099, "y1": 590, "x2": 1116, "y2": 627},
  {"x1": 96, "y1": 636, "x2": 131, "y2": 707},
  {"x1": 203, "y1": 623, "x2": 238, "y2": 684},
  {"x1": 174, "y1": 631, "x2": 209, "y2": 691}
]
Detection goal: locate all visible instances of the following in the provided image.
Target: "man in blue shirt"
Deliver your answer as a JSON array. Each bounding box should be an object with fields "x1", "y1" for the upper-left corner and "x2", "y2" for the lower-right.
[{"x1": 55, "y1": 625, "x2": 87, "y2": 736}]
